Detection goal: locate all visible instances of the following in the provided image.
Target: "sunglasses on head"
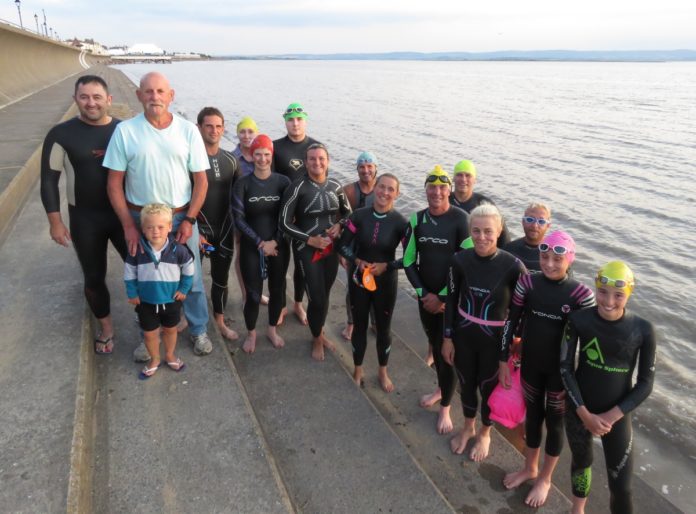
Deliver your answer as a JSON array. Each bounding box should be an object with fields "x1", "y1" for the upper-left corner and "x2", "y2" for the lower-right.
[
  {"x1": 425, "y1": 174, "x2": 452, "y2": 185},
  {"x1": 285, "y1": 107, "x2": 305, "y2": 115},
  {"x1": 597, "y1": 275, "x2": 630, "y2": 288},
  {"x1": 539, "y1": 243, "x2": 569, "y2": 255},
  {"x1": 523, "y1": 216, "x2": 549, "y2": 226}
]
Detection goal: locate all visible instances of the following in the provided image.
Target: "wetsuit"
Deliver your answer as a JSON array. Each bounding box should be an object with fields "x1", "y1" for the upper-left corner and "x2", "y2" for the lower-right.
[
  {"x1": 504, "y1": 237, "x2": 542, "y2": 272},
  {"x1": 40, "y1": 117, "x2": 127, "y2": 319},
  {"x1": 232, "y1": 145, "x2": 255, "y2": 177},
  {"x1": 500, "y1": 274, "x2": 595, "y2": 456},
  {"x1": 338, "y1": 206, "x2": 407, "y2": 367},
  {"x1": 197, "y1": 149, "x2": 241, "y2": 316},
  {"x1": 272, "y1": 134, "x2": 320, "y2": 304},
  {"x1": 560, "y1": 308, "x2": 656, "y2": 514},
  {"x1": 403, "y1": 207, "x2": 471, "y2": 407},
  {"x1": 445, "y1": 249, "x2": 526, "y2": 424},
  {"x1": 449, "y1": 191, "x2": 510, "y2": 247},
  {"x1": 231, "y1": 172, "x2": 291, "y2": 329},
  {"x1": 280, "y1": 175, "x2": 351, "y2": 337}
]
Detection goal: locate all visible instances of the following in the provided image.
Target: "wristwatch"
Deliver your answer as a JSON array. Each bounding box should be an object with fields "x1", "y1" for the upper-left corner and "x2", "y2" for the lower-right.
[{"x1": 184, "y1": 216, "x2": 197, "y2": 225}]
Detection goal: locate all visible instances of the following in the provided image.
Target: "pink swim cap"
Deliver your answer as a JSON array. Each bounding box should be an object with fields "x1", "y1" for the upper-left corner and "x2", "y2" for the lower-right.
[{"x1": 541, "y1": 230, "x2": 576, "y2": 264}]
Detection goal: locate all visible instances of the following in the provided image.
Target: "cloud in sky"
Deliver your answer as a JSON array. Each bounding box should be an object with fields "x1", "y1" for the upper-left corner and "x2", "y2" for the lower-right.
[{"x1": 2, "y1": 0, "x2": 695, "y2": 55}]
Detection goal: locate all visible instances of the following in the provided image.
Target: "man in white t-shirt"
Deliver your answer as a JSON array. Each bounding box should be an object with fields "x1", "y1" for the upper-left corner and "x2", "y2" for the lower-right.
[{"x1": 105, "y1": 71, "x2": 213, "y2": 360}]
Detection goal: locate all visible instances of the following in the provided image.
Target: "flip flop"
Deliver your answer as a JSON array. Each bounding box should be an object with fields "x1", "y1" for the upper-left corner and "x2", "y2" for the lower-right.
[
  {"x1": 138, "y1": 363, "x2": 162, "y2": 380},
  {"x1": 94, "y1": 335, "x2": 114, "y2": 355},
  {"x1": 166, "y1": 358, "x2": 186, "y2": 372}
]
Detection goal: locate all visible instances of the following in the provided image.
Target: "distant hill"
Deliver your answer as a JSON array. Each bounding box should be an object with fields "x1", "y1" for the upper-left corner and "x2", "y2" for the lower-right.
[{"x1": 217, "y1": 50, "x2": 696, "y2": 62}]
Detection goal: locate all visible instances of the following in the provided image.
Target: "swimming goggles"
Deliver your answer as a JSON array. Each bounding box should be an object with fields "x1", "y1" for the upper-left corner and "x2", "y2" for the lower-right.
[
  {"x1": 285, "y1": 107, "x2": 305, "y2": 115},
  {"x1": 597, "y1": 275, "x2": 631, "y2": 288},
  {"x1": 539, "y1": 243, "x2": 569, "y2": 255},
  {"x1": 424, "y1": 174, "x2": 452, "y2": 186},
  {"x1": 523, "y1": 216, "x2": 549, "y2": 226}
]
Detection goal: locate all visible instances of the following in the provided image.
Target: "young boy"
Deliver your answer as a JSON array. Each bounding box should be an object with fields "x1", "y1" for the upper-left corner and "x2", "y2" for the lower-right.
[{"x1": 124, "y1": 204, "x2": 194, "y2": 379}]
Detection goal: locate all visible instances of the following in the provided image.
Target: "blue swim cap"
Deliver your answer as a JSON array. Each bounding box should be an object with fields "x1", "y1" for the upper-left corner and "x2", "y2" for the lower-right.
[{"x1": 356, "y1": 151, "x2": 378, "y2": 167}]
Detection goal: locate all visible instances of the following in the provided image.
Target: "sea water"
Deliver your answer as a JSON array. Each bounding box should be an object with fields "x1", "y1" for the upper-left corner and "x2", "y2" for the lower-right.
[{"x1": 116, "y1": 60, "x2": 696, "y2": 510}]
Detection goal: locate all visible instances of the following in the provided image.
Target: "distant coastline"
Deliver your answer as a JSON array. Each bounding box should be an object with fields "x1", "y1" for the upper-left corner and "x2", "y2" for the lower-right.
[{"x1": 213, "y1": 49, "x2": 696, "y2": 62}]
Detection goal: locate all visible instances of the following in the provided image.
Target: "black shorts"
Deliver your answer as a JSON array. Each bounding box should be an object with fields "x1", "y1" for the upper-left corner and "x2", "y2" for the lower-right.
[{"x1": 136, "y1": 301, "x2": 182, "y2": 331}]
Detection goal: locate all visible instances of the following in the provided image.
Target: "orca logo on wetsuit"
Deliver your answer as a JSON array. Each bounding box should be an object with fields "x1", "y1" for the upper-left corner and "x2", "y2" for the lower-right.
[
  {"x1": 249, "y1": 196, "x2": 281, "y2": 202},
  {"x1": 289, "y1": 159, "x2": 303, "y2": 171},
  {"x1": 418, "y1": 237, "x2": 448, "y2": 244}
]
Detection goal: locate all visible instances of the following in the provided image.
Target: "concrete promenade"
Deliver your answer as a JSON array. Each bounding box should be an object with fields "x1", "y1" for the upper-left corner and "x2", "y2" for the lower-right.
[{"x1": 0, "y1": 66, "x2": 682, "y2": 513}]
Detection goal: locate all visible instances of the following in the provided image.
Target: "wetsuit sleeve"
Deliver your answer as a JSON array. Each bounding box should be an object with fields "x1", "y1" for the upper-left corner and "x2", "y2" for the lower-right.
[
  {"x1": 498, "y1": 217, "x2": 511, "y2": 247},
  {"x1": 617, "y1": 320, "x2": 656, "y2": 414},
  {"x1": 336, "y1": 184, "x2": 352, "y2": 221},
  {"x1": 402, "y1": 212, "x2": 427, "y2": 297},
  {"x1": 501, "y1": 274, "x2": 530, "y2": 361},
  {"x1": 443, "y1": 256, "x2": 460, "y2": 338},
  {"x1": 124, "y1": 254, "x2": 139, "y2": 299},
  {"x1": 40, "y1": 127, "x2": 64, "y2": 213},
  {"x1": 177, "y1": 245, "x2": 195, "y2": 295},
  {"x1": 231, "y1": 178, "x2": 263, "y2": 247},
  {"x1": 559, "y1": 318, "x2": 585, "y2": 409},
  {"x1": 337, "y1": 214, "x2": 358, "y2": 263},
  {"x1": 279, "y1": 180, "x2": 310, "y2": 243},
  {"x1": 456, "y1": 210, "x2": 473, "y2": 250}
]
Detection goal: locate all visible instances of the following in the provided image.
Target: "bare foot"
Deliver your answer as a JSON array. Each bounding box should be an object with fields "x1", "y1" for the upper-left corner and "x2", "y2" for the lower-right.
[
  {"x1": 378, "y1": 367, "x2": 394, "y2": 393},
  {"x1": 525, "y1": 478, "x2": 552, "y2": 508},
  {"x1": 470, "y1": 432, "x2": 492, "y2": 462},
  {"x1": 277, "y1": 307, "x2": 287, "y2": 326},
  {"x1": 419, "y1": 388, "x2": 442, "y2": 408},
  {"x1": 177, "y1": 317, "x2": 188, "y2": 333},
  {"x1": 321, "y1": 333, "x2": 336, "y2": 352},
  {"x1": 294, "y1": 302, "x2": 308, "y2": 326},
  {"x1": 311, "y1": 338, "x2": 325, "y2": 361},
  {"x1": 425, "y1": 345, "x2": 434, "y2": 367},
  {"x1": 450, "y1": 425, "x2": 476, "y2": 454},
  {"x1": 242, "y1": 332, "x2": 256, "y2": 354},
  {"x1": 503, "y1": 468, "x2": 538, "y2": 490},
  {"x1": 218, "y1": 322, "x2": 239, "y2": 341},
  {"x1": 437, "y1": 406, "x2": 453, "y2": 434},
  {"x1": 266, "y1": 327, "x2": 285, "y2": 348},
  {"x1": 261, "y1": 294, "x2": 269, "y2": 305},
  {"x1": 353, "y1": 366, "x2": 364, "y2": 387},
  {"x1": 341, "y1": 323, "x2": 353, "y2": 341}
]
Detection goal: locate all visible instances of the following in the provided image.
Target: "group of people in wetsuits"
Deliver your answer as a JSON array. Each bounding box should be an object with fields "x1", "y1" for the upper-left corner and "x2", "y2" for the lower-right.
[{"x1": 41, "y1": 73, "x2": 655, "y2": 514}]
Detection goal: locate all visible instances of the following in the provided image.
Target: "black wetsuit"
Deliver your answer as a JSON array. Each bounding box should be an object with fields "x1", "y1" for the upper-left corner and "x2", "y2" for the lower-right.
[
  {"x1": 560, "y1": 308, "x2": 656, "y2": 514},
  {"x1": 449, "y1": 191, "x2": 510, "y2": 247},
  {"x1": 504, "y1": 237, "x2": 542, "y2": 273},
  {"x1": 403, "y1": 207, "x2": 471, "y2": 407},
  {"x1": 232, "y1": 172, "x2": 291, "y2": 329},
  {"x1": 501, "y1": 274, "x2": 595, "y2": 456},
  {"x1": 198, "y1": 149, "x2": 241, "y2": 315},
  {"x1": 445, "y1": 249, "x2": 526, "y2": 424},
  {"x1": 338, "y1": 207, "x2": 407, "y2": 367},
  {"x1": 280, "y1": 175, "x2": 351, "y2": 337},
  {"x1": 272, "y1": 134, "x2": 320, "y2": 303},
  {"x1": 40, "y1": 117, "x2": 127, "y2": 319}
]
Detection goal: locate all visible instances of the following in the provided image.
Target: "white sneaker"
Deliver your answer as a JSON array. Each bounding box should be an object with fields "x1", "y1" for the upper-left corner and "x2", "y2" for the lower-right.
[
  {"x1": 133, "y1": 341, "x2": 151, "y2": 362},
  {"x1": 191, "y1": 333, "x2": 213, "y2": 356}
]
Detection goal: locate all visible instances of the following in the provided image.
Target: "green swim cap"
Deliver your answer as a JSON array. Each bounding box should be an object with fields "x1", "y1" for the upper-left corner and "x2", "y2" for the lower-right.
[
  {"x1": 453, "y1": 159, "x2": 477, "y2": 177},
  {"x1": 424, "y1": 165, "x2": 452, "y2": 187},
  {"x1": 595, "y1": 261, "x2": 635, "y2": 296},
  {"x1": 283, "y1": 102, "x2": 308, "y2": 120}
]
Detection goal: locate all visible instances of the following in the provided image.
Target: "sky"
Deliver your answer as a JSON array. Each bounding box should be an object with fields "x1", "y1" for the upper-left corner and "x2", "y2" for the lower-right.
[{"x1": 2, "y1": 0, "x2": 695, "y2": 55}]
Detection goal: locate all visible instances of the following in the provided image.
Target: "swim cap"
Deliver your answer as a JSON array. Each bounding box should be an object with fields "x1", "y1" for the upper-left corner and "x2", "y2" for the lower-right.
[
  {"x1": 236, "y1": 116, "x2": 258, "y2": 133},
  {"x1": 453, "y1": 159, "x2": 477, "y2": 178},
  {"x1": 250, "y1": 134, "x2": 273, "y2": 156},
  {"x1": 283, "y1": 102, "x2": 308, "y2": 120},
  {"x1": 541, "y1": 230, "x2": 576, "y2": 264},
  {"x1": 424, "y1": 165, "x2": 452, "y2": 187},
  {"x1": 356, "y1": 151, "x2": 378, "y2": 167},
  {"x1": 595, "y1": 261, "x2": 635, "y2": 296}
]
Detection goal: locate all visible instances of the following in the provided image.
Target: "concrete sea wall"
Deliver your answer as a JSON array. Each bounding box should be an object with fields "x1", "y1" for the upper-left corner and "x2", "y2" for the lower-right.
[{"x1": 0, "y1": 22, "x2": 108, "y2": 109}]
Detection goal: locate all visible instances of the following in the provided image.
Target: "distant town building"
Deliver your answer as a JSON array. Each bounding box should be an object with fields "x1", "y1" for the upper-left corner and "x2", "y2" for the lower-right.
[{"x1": 127, "y1": 43, "x2": 164, "y2": 55}]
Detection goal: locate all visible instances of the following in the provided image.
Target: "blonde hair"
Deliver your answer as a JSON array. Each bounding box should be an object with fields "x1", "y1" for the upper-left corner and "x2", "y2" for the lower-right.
[
  {"x1": 140, "y1": 203, "x2": 173, "y2": 224},
  {"x1": 469, "y1": 203, "x2": 502, "y2": 230},
  {"x1": 525, "y1": 202, "x2": 551, "y2": 217}
]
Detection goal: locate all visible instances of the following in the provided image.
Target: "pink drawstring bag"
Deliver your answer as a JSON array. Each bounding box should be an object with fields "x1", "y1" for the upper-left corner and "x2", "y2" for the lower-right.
[{"x1": 488, "y1": 358, "x2": 526, "y2": 429}]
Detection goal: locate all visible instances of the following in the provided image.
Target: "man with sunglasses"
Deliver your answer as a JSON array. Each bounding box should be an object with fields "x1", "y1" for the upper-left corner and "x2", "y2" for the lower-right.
[
  {"x1": 403, "y1": 165, "x2": 472, "y2": 434},
  {"x1": 273, "y1": 102, "x2": 321, "y2": 325},
  {"x1": 504, "y1": 203, "x2": 552, "y2": 272},
  {"x1": 450, "y1": 160, "x2": 510, "y2": 247}
]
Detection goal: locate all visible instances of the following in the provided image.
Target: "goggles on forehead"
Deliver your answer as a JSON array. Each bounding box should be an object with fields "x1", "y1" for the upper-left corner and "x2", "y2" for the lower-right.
[
  {"x1": 285, "y1": 107, "x2": 305, "y2": 115},
  {"x1": 539, "y1": 243, "x2": 570, "y2": 255},
  {"x1": 597, "y1": 275, "x2": 632, "y2": 289},
  {"x1": 424, "y1": 174, "x2": 452, "y2": 186}
]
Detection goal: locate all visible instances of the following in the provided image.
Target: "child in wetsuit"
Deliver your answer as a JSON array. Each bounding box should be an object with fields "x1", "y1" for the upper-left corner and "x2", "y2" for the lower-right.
[
  {"x1": 559, "y1": 260, "x2": 656, "y2": 514},
  {"x1": 124, "y1": 203, "x2": 194, "y2": 379}
]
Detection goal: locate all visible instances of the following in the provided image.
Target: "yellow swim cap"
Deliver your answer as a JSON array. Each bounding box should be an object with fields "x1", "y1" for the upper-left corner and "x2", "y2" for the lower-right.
[
  {"x1": 424, "y1": 165, "x2": 452, "y2": 187},
  {"x1": 595, "y1": 261, "x2": 635, "y2": 296},
  {"x1": 236, "y1": 116, "x2": 259, "y2": 133},
  {"x1": 453, "y1": 159, "x2": 477, "y2": 178}
]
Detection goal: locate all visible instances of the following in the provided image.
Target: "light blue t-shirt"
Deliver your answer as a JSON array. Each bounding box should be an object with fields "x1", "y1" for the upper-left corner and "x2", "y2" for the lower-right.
[{"x1": 104, "y1": 112, "x2": 209, "y2": 207}]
